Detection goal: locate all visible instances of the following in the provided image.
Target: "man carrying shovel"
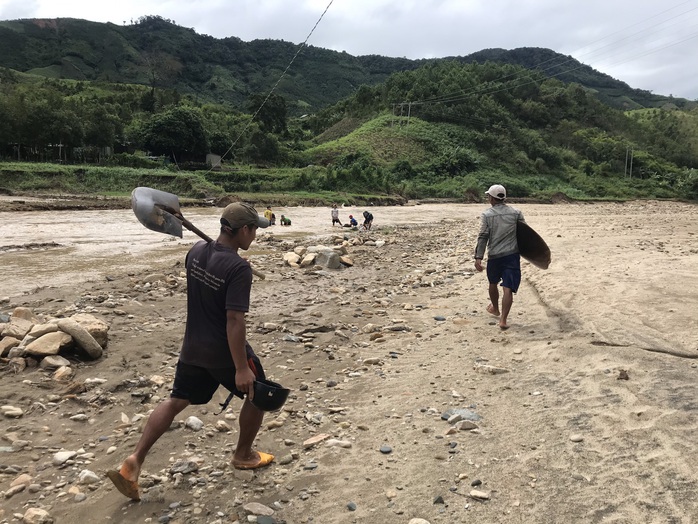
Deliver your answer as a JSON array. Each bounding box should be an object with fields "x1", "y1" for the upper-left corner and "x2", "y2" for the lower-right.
[{"x1": 108, "y1": 202, "x2": 273, "y2": 501}]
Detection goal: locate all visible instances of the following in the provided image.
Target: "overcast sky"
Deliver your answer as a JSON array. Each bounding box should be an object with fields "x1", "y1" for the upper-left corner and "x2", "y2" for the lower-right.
[{"x1": 1, "y1": 0, "x2": 696, "y2": 100}]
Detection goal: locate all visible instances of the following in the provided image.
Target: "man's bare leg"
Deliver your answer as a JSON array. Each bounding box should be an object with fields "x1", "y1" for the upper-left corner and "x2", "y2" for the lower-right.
[
  {"x1": 232, "y1": 398, "x2": 268, "y2": 468},
  {"x1": 121, "y1": 397, "x2": 190, "y2": 483},
  {"x1": 500, "y1": 287, "x2": 513, "y2": 330},
  {"x1": 487, "y1": 283, "x2": 500, "y2": 316}
]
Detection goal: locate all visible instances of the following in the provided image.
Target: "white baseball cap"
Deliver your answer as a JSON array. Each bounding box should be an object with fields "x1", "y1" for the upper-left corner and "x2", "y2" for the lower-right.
[{"x1": 485, "y1": 184, "x2": 506, "y2": 200}]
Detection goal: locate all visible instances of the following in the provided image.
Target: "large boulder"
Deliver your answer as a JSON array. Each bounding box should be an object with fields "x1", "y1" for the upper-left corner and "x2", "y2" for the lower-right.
[
  {"x1": 315, "y1": 251, "x2": 341, "y2": 269},
  {"x1": 70, "y1": 313, "x2": 109, "y2": 348},
  {"x1": 25, "y1": 332, "x2": 72, "y2": 357}
]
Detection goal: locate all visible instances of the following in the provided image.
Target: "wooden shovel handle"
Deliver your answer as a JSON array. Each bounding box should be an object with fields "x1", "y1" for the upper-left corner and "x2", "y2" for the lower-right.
[
  {"x1": 181, "y1": 217, "x2": 213, "y2": 243},
  {"x1": 181, "y1": 217, "x2": 266, "y2": 280}
]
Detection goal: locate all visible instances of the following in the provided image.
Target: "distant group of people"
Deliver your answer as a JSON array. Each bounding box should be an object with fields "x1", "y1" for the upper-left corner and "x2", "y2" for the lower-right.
[
  {"x1": 256, "y1": 204, "x2": 375, "y2": 230},
  {"x1": 331, "y1": 204, "x2": 373, "y2": 230},
  {"x1": 264, "y1": 206, "x2": 291, "y2": 226}
]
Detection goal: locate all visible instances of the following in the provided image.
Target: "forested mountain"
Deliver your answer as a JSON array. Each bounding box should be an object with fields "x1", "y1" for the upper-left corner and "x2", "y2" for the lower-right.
[
  {"x1": 0, "y1": 16, "x2": 417, "y2": 114},
  {"x1": 1, "y1": 16, "x2": 696, "y2": 201},
  {"x1": 0, "y1": 16, "x2": 685, "y2": 114}
]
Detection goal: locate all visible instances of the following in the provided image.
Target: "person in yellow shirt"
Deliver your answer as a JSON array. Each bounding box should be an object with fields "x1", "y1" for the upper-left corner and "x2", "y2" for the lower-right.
[{"x1": 264, "y1": 206, "x2": 273, "y2": 225}]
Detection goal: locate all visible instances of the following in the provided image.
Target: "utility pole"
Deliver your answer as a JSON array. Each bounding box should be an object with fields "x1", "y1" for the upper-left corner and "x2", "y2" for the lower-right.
[
  {"x1": 624, "y1": 147, "x2": 629, "y2": 176},
  {"x1": 407, "y1": 102, "x2": 412, "y2": 127},
  {"x1": 630, "y1": 149, "x2": 635, "y2": 178}
]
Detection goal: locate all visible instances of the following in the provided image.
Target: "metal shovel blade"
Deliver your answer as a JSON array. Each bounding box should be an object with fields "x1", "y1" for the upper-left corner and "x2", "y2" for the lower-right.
[{"x1": 131, "y1": 187, "x2": 184, "y2": 238}]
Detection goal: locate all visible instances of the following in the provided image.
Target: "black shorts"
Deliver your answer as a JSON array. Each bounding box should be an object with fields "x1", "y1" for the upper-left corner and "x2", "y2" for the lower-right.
[
  {"x1": 486, "y1": 253, "x2": 521, "y2": 293},
  {"x1": 171, "y1": 344, "x2": 265, "y2": 405},
  {"x1": 332, "y1": 218, "x2": 341, "y2": 225}
]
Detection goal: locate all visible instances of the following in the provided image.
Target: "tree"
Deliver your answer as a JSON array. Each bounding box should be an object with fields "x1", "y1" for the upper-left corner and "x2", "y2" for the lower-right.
[
  {"x1": 140, "y1": 106, "x2": 208, "y2": 161},
  {"x1": 242, "y1": 127, "x2": 281, "y2": 165},
  {"x1": 247, "y1": 93, "x2": 287, "y2": 134}
]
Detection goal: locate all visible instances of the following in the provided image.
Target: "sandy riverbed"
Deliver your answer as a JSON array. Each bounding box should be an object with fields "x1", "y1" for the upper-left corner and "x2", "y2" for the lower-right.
[{"x1": 1, "y1": 200, "x2": 697, "y2": 524}]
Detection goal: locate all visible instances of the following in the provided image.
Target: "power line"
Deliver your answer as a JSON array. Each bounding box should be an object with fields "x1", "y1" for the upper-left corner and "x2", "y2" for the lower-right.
[{"x1": 209, "y1": 0, "x2": 335, "y2": 172}]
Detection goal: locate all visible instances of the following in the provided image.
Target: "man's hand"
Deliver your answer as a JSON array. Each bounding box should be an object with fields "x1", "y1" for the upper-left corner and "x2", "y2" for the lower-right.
[
  {"x1": 235, "y1": 366, "x2": 256, "y2": 401},
  {"x1": 475, "y1": 259, "x2": 484, "y2": 272}
]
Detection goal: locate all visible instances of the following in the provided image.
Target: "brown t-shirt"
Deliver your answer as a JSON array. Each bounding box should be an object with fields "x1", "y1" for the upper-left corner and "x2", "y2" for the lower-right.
[{"x1": 179, "y1": 240, "x2": 252, "y2": 368}]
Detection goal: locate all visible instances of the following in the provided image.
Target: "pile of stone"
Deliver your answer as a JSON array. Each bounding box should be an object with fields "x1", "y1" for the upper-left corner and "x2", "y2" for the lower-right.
[
  {"x1": 0, "y1": 306, "x2": 109, "y2": 380},
  {"x1": 282, "y1": 234, "x2": 386, "y2": 269}
]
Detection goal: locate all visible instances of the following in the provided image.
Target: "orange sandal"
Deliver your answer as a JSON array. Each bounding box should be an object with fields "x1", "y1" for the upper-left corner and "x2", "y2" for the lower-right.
[
  {"x1": 107, "y1": 469, "x2": 140, "y2": 501},
  {"x1": 232, "y1": 451, "x2": 274, "y2": 470}
]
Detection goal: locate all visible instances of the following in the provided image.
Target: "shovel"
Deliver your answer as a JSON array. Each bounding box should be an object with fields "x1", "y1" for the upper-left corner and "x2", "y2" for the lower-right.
[{"x1": 131, "y1": 187, "x2": 265, "y2": 279}]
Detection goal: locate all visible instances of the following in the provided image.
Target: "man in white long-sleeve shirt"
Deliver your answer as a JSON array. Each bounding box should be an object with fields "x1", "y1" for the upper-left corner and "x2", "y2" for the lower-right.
[{"x1": 474, "y1": 184, "x2": 525, "y2": 330}]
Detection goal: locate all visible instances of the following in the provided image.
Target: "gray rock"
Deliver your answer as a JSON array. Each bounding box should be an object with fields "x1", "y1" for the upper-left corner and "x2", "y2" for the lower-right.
[
  {"x1": 243, "y1": 502, "x2": 274, "y2": 516},
  {"x1": 441, "y1": 408, "x2": 481, "y2": 422},
  {"x1": 142, "y1": 273, "x2": 166, "y2": 283},
  {"x1": 2, "y1": 405, "x2": 24, "y2": 418},
  {"x1": 315, "y1": 251, "x2": 341, "y2": 269},
  {"x1": 470, "y1": 489, "x2": 490, "y2": 500},
  {"x1": 278, "y1": 454, "x2": 294, "y2": 465},
  {"x1": 326, "y1": 439, "x2": 352, "y2": 448},
  {"x1": 78, "y1": 469, "x2": 101, "y2": 485},
  {"x1": 4, "y1": 484, "x2": 25, "y2": 498},
  {"x1": 8, "y1": 346, "x2": 26, "y2": 359},
  {"x1": 169, "y1": 459, "x2": 199, "y2": 475},
  {"x1": 52, "y1": 450, "x2": 77, "y2": 466},
  {"x1": 184, "y1": 416, "x2": 204, "y2": 431}
]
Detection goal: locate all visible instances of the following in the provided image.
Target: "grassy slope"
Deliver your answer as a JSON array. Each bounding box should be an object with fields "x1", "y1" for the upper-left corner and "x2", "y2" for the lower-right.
[{"x1": 307, "y1": 114, "x2": 461, "y2": 166}]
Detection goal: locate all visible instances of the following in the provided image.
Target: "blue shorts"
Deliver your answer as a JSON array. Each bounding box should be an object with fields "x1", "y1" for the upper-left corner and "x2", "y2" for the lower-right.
[
  {"x1": 486, "y1": 253, "x2": 521, "y2": 293},
  {"x1": 171, "y1": 343, "x2": 265, "y2": 405}
]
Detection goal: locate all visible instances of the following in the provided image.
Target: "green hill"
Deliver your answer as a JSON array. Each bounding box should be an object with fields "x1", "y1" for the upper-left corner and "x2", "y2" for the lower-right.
[
  {"x1": 1, "y1": 17, "x2": 697, "y2": 201},
  {"x1": 0, "y1": 16, "x2": 689, "y2": 114}
]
